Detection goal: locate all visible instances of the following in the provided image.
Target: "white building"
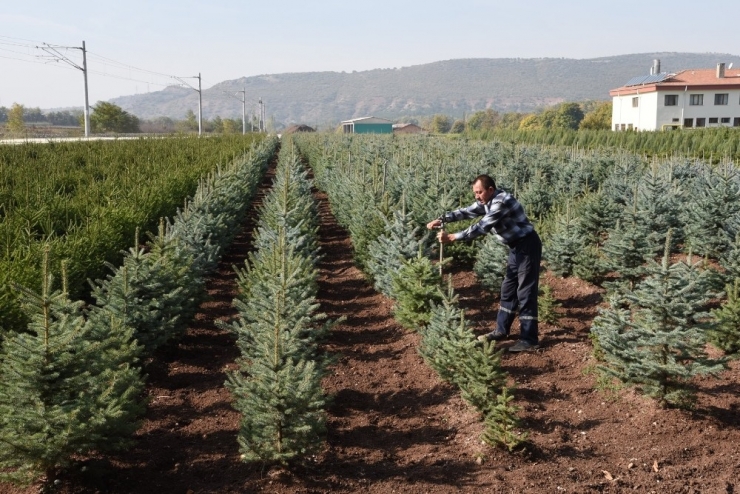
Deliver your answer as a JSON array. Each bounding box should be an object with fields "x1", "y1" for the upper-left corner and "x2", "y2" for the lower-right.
[{"x1": 610, "y1": 62, "x2": 740, "y2": 131}]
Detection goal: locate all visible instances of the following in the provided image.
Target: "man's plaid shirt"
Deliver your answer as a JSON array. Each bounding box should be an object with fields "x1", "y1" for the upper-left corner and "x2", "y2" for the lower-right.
[{"x1": 442, "y1": 189, "x2": 534, "y2": 246}]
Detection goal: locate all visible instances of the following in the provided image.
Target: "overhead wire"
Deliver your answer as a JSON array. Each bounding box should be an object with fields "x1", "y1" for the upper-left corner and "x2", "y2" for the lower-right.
[{"x1": 1, "y1": 34, "x2": 187, "y2": 89}]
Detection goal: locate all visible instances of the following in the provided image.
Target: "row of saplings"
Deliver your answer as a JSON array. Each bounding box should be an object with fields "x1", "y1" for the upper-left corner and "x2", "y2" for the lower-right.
[
  {"x1": 298, "y1": 151, "x2": 536, "y2": 449},
  {"x1": 0, "y1": 138, "x2": 276, "y2": 486},
  {"x1": 220, "y1": 148, "x2": 332, "y2": 462}
]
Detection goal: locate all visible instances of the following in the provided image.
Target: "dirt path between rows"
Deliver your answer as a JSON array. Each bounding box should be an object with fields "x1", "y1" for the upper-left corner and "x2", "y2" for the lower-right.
[{"x1": 3, "y1": 155, "x2": 739, "y2": 493}]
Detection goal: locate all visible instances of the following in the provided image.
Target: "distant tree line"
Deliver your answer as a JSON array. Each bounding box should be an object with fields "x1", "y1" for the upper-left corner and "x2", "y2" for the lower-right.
[
  {"x1": 0, "y1": 105, "x2": 81, "y2": 126},
  {"x1": 415, "y1": 101, "x2": 613, "y2": 135},
  {"x1": 1, "y1": 102, "x2": 263, "y2": 136}
]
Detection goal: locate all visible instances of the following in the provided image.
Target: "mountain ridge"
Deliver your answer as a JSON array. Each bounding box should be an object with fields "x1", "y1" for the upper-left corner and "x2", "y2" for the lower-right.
[{"x1": 110, "y1": 52, "x2": 740, "y2": 127}]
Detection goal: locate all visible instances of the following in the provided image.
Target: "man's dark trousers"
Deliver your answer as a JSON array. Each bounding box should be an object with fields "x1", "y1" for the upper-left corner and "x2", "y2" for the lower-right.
[{"x1": 495, "y1": 231, "x2": 542, "y2": 345}]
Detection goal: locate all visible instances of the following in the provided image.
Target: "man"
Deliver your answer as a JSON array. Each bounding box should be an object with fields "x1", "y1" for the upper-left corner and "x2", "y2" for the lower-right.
[{"x1": 426, "y1": 174, "x2": 542, "y2": 352}]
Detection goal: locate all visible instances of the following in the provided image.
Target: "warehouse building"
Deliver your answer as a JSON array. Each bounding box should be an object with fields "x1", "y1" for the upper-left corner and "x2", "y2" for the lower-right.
[{"x1": 341, "y1": 116, "x2": 394, "y2": 134}]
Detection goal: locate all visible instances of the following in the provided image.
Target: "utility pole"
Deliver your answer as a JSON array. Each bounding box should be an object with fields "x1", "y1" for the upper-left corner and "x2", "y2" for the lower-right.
[
  {"x1": 197, "y1": 73, "x2": 202, "y2": 136},
  {"x1": 82, "y1": 41, "x2": 90, "y2": 137},
  {"x1": 173, "y1": 73, "x2": 203, "y2": 136},
  {"x1": 232, "y1": 87, "x2": 247, "y2": 134},
  {"x1": 241, "y1": 86, "x2": 246, "y2": 134},
  {"x1": 38, "y1": 40, "x2": 91, "y2": 137},
  {"x1": 258, "y1": 97, "x2": 264, "y2": 132}
]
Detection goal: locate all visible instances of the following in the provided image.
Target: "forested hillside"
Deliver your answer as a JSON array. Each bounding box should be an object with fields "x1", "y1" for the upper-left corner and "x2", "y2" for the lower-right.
[{"x1": 111, "y1": 52, "x2": 739, "y2": 125}]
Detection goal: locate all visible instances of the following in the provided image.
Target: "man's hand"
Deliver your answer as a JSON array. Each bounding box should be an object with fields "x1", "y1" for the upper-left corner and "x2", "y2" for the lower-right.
[
  {"x1": 426, "y1": 219, "x2": 442, "y2": 230},
  {"x1": 437, "y1": 231, "x2": 455, "y2": 244}
]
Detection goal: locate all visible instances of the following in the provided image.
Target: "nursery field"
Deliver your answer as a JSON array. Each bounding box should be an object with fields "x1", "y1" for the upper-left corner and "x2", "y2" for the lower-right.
[
  {"x1": 1, "y1": 135, "x2": 739, "y2": 492},
  {"x1": 0, "y1": 135, "x2": 263, "y2": 334}
]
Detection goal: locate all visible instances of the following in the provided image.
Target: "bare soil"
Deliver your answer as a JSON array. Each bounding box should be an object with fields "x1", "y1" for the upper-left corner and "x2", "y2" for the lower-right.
[{"x1": 2, "y1": 165, "x2": 739, "y2": 494}]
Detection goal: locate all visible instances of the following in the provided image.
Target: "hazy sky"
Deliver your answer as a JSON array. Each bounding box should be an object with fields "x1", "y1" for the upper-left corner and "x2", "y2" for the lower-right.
[{"x1": 1, "y1": 0, "x2": 737, "y2": 109}]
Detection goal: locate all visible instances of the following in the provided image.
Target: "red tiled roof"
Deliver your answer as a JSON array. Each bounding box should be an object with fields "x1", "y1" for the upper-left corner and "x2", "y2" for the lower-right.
[{"x1": 610, "y1": 68, "x2": 740, "y2": 96}]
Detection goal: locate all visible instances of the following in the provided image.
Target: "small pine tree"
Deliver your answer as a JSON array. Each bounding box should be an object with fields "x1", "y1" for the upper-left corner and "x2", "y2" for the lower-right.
[
  {"x1": 545, "y1": 205, "x2": 586, "y2": 277},
  {"x1": 0, "y1": 255, "x2": 143, "y2": 485},
  {"x1": 367, "y1": 209, "x2": 428, "y2": 298},
  {"x1": 719, "y1": 233, "x2": 740, "y2": 285},
  {"x1": 709, "y1": 279, "x2": 740, "y2": 355},
  {"x1": 573, "y1": 189, "x2": 621, "y2": 246},
  {"x1": 602, "y1": 216, "x2": 654, "y2": 291},
  {"x1": 90, "y1": 229, "x2": 190, "y2": 354},
  {"x1": 473, "y1": 234, "x2": 508, "y2": 295},
  {"x1": 390, "y1": 251, "x2": 443, "y2": 330},
  {"x1": 419, "y1": 285, "x2": 477, "y2": 384},
  {"x1": 572, "y1": 244, "x2": 609, "y2": 284},
  {"x1": 419, "y1": 284, "x2": 523, "y2": 450},
  {"x1": 681, "y1": 164, "x2": 740, "y2": 258},
  {"x1": 481, "y1": 388, "x2": 527, "y2": 451},
  {"x1": 538, "y1": 281, "x2": 561, "y2": 326},
  {"x1": 591, "y1": 236, "x2": 728, "y2": 407},
  {"x1": 635, "y1": 165, "x2": 683, "y2": 254},
  {"x1": 456, "y1": 338, "x2": 508, "y2": 413},
  {"x1": 517, "y1": 169, "x2": 553, "y2": 219}
]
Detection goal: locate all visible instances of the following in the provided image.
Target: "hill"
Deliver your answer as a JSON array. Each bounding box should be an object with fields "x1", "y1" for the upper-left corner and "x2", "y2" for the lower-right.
[{"x1": 110, "y1": 52, "x2": 740, "y2": 127}]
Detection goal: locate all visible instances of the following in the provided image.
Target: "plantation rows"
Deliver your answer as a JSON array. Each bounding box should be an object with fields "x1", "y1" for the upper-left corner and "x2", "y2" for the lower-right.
[
  {"x1": 0, "y1": 135, "x2": 264, "y2": 334},
  {"x1": 293, "y1": 133, "x2": 739, "y2": 408},
  {"x1": 0, "y1": 137, "x2": 276, "y2": 485},
  {"x1": 2, "y1": 132, "x2": 740, "y2": 487},
  {"x1": 479, "y1": 126, "x2": 740, "y2": 161}
]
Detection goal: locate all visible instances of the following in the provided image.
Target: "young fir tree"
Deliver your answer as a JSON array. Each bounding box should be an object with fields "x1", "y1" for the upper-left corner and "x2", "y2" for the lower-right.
[
  {"x1": 0, "y1": 255, "x2": 143, "y2": 485},
  {"x1": 573, "y1": 189, "x2": 621, "y2": 247},
  {"x1": 419, "y1": 285, "x2": 524, "y2": 450},
  {"x1": 473, "y1": 233, "x2": 508, "y2": 295},
  {"x1": 634, "y1": 164, "x2": 683, "y2": 254},
  {"x1": 544, "y1": 205, "x2": 586, "y2": 278},
  {"x1": 390, "y1": 250, "x2": 443, "y2": 330},
  {"x1": 601, "y1": 214, "x2": 654, "y2": 293},
  {"x1": 367, "y1": 208, "x2": 428, "y2": 298},
  {"x1": 226, "y1": 236, "x2": 328, "y2": 463},
  {"x1": 481, "y1": 388, "x2": 527, "y2": 452},
  {"x1": 538, "y1": 281, "x2": 562, "y2": 326},
  {"x1": 419, "y1": 284, "x2": 478, "y2": 384},
  {"x1": 709, "y1": 279, "x2": 740, "y2": 355},
  {"x1": 681, "y1": 164, "x2": 740, "y2": 258},
  {"x1": 719, "y1": 233, "x2": 740, "y2": 286},
  {"x1": 591, "y1": 234, "x2": 728, "y2": 407},
  {"x1": 517, "y1": 168, "x2": 554, "y2": 220},
  {"x1": 90, "y1": 229, "x2": 189, "y2": 354}
]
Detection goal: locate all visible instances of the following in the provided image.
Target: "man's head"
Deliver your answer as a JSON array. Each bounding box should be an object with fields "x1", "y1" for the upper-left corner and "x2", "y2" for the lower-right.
[{"x1": 472, "y1": 174, "x2": 496, "y2": 204}]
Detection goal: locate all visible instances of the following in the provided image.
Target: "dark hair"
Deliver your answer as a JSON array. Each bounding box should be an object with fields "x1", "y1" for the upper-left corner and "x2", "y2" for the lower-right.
[{"x1": 473, "y1": 174, "x2": 496, "y2": 190}]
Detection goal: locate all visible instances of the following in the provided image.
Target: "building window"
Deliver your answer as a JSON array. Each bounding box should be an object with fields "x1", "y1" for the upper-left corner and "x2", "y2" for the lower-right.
[
  {"x1": 709, "y1": 117, "x2": 719, "y2": 124},
  {"x1": 715, "y1": 93, "x2": 729, "y2": 105},
  {"x1": 721, "y1": 117, "x2": 730, "y2": 124},
  {"x1": 690, "y1": 94, "x2": 704, "y2": 106},
  {"x1": 632, "y1": 97, "x2": 639, "y2": 107},
  {"x1": 734, "y1": 118, "x2": 740, "y2": 127},
  {"x1": 696, "y1": 118, "x2": 706, "y2": 127},
  {"x1": 627, "y1": 124, "x2": 633, "y2": 130},
  {"x1": 664, "y1": 95, "x2": 678, "y2": 106},
  {"x1": 684, "y1": 118, "x2": 694, "y2": 127},
  {"x1": 614, "y1": 124, "x2": 619, "y2": 131},
  {"x1": 672, "y1": 118, "x2": 679, "y2": 122},
  {"x1": 621, "y1": 124, "x2": 626, "y2": 131}
]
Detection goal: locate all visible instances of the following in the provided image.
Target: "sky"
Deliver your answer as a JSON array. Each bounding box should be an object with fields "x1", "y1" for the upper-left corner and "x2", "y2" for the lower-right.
[{"x1": 1, "y1": 0, "x2": 738, "y2": 110}]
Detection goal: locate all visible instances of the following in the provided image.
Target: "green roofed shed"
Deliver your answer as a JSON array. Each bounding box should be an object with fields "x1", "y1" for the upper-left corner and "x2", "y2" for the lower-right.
[{"x1": 341, "y1": 116, "x2": 394, "y2": 134}]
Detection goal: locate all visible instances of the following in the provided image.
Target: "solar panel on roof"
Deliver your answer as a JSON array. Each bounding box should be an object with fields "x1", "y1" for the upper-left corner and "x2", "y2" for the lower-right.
[{"x1": 624, "y1": 72, "x2": 672, "y2": 87}]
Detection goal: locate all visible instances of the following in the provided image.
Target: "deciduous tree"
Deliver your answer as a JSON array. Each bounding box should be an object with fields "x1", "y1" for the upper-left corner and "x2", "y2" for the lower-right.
[
  {"x1": 7, "y1": 103, "x2": 25, "y2": 134},
  {"x1": 580, "y1": 101, "x2": 612, "y2": 130},
  {"x1": 89, "y1": 101, "x2": 140, "y2": 133}
]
